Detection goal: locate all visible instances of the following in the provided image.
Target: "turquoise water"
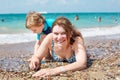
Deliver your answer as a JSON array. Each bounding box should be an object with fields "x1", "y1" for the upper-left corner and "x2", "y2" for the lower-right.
[
  {"x1": 0, "y1": 13, "x2": 120, "y2": 44},
  {"x1": 0, "y1": 13, "x2": 120, "y2": 34},
  {"x1": 43, "y1": 13, "x2": 120, "y2": 28}
]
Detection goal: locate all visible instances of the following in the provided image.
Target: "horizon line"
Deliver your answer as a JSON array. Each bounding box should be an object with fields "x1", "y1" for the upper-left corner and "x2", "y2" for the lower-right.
[{"x1": 0, "y1": 11, "x2": 120, "y2": 14}]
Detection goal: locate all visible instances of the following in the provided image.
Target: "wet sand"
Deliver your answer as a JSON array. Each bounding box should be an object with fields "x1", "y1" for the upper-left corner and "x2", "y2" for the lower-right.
[{"x1": 0, "y1": 34, "x2": 120, "y2": 80}]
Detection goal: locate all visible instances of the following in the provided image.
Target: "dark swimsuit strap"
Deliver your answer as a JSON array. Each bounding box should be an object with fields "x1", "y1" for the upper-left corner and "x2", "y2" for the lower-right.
[{"x1": 51, "y1": 40, "x2": 76, "y2": 63}]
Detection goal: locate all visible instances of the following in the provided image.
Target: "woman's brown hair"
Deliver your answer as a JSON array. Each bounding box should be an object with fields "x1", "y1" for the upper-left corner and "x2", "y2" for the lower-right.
[{"x1": 52, "y1": 17, "x2": 83, "y2": 45}]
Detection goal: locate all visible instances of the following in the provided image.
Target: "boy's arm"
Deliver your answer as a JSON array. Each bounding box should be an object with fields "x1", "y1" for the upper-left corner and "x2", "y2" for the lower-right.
[
  {"x1": 34, "y1": 34, "x2": 46, "y2": 54},
  {"x1": 29, "y1": 34, "x2": 47, "y2": 70},
  {"x1": 34, "y1": 33, "x2": 41, "y2": 54},
  {"x1": 34, "y1": 40, "x2": 40, "y2": 54}
]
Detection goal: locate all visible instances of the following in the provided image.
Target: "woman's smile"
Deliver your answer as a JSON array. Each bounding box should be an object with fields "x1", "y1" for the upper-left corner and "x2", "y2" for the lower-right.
[{"x1": 57, "y1": 39, "x2": 65, "y2": 43}]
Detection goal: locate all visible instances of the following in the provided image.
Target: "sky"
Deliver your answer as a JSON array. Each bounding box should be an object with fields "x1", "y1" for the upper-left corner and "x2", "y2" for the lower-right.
[{"x1": 0, "y1": 0, "x2": 120, "y2": 14}]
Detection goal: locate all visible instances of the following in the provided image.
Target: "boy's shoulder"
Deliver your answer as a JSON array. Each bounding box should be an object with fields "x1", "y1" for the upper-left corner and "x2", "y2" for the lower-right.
[
  {"x1": 46, "y1": 18, "x2": 55, "y2": 27},
  {"x1": 46, "y1": 19, "x2": 55, "y2": 23}
]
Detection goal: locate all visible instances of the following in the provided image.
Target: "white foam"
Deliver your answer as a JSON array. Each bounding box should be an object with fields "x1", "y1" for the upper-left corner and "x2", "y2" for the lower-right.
[
  {"x1": 0, "y1": 26, "x2": 120, "y2": 45},
  {"x1": 81, "y1": 25, "x2": 120, "y2": 37},
  {"x1": 0, "y1": 33, "x2": 36, "y2": 45}
]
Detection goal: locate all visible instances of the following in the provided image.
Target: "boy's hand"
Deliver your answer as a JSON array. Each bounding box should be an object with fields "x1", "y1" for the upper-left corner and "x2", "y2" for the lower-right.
[{"x1": 28, "y1": 55, "x2": 40, "y2": 71}]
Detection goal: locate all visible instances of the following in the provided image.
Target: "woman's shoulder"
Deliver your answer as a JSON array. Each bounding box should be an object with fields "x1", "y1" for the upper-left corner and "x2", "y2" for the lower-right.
[
  {"x1": 72, "y1": 36, "x2": 84, "y2": 50},
  {"x1": 44, "y1": 33, "x2": 53, "y2": 49},
  {"x1": 44, "y1": 33, "x2": 53, "y2": 41},
  {"x1": 38, "y1": 33, "x2": 53, "y2": 50},
  {"x1": 74, "y1": 36, "x2": 84, "y2": 44}
]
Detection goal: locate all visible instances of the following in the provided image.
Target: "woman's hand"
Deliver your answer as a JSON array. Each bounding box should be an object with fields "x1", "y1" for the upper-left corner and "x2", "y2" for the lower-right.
[
  {"x1": 32, "y1": 68, "x2": 55, "y2": 78},
  {"x1": 28, "y1": 55, "x2": 40, "y2": 71}
]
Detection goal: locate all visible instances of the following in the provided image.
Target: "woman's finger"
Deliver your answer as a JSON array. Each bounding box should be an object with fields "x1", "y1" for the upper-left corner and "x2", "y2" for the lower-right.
[
  {"x1": 32, "y1": 70, "x2": 46, "y2": 78},
  {"x1": 27, "y1": 58, "x2": 31, "y2": 62}
]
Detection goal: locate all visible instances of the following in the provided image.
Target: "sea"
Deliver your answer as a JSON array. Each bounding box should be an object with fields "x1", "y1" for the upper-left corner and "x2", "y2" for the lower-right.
[{"x1": 0, "y1": 12, "x2": 120, "y2": 44}]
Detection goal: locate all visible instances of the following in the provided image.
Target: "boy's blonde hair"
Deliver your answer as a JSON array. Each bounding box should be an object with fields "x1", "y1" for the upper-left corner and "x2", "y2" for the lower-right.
[{"x1": 26, "y1": 11, "x2": 45, "y2": 29}]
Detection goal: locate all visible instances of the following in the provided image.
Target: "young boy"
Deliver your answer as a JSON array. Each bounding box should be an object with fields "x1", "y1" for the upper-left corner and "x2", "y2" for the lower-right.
[{"x1": 26, "y1": 11, "x2": 54, "y2": 55}]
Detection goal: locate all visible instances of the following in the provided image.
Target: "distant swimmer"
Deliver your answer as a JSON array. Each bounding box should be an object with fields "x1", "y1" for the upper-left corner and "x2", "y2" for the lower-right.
[
  {"x1": 74, "y1": 15, "x2": 79, "y2": 20},
  {"x1": 98, "y1": 16, "x2": 101, "y2": 22},
  {"x1": 114, "y1": 19, "x2": 118, "y2": 24},
  {"x1": 1, "y1": 19, "x2": 4, "y2": 22}
]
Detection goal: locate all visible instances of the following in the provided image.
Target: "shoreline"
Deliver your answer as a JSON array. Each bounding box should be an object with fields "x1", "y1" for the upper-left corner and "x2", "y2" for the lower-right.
[
  {"x1": 0, "y1": 33, "x2": 120, "y2": 59},
  {"x1": 0, "y1": 31, "x2": 120, "y2": 58},
  {"x1": 0, "y1": 25, "x2": 120, "y2": 45}
]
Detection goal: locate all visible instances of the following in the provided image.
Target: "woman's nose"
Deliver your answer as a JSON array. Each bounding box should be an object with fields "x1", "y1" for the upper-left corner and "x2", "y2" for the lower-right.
[{"x1": 57, "y1": 34, "x2": 62, "y2": 40}]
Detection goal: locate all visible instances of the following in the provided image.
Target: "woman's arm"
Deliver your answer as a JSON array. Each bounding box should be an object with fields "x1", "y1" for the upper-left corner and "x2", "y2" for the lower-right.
[
  {"x1": 34, "y1": 33, "x2": 53, "y2": 61},
  {"x1": 29, "y1": 34, "x2": 52, "y2": 70}
]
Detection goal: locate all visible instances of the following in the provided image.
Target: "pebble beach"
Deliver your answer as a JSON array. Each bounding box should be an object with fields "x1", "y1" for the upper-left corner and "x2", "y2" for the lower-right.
[{"x1": 0, "y1": 33, "x2": 120, "y2": 80}]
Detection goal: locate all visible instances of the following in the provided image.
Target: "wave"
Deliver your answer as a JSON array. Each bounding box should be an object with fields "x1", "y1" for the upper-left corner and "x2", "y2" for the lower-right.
[
  {"x1": 0, "y1": 25, "x2": 120, "y2": 45},
  {"x1": 80, "y1": 25, "x2": 120, "y2": 37},
  {"x1": 0, "y1": 33, "x2": 36, "y2": 45}
]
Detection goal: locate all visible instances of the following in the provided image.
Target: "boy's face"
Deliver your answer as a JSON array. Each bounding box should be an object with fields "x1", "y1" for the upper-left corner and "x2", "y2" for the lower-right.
[{"x1": 29, "y1": 24, "x2": 44, "y2": 33}]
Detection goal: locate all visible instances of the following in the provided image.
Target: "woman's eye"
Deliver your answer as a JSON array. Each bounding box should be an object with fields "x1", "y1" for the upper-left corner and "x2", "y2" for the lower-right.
[
  {"x1": 61, "y1": 32, "x2": 66, "y2": 35},
  {"x1": 54, "y1": 33, "x2": 58, "y2": 35}
]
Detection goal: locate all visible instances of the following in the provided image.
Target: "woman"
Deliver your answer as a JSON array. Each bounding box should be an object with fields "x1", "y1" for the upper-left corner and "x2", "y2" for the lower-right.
[{"x1": 29, "y1": 17, "x2": 87, "y2": 77}]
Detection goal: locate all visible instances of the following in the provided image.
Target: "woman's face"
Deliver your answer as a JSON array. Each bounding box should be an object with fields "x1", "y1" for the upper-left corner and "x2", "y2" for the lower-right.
[{"x1": 52, "y1": 25, "x2": 67, "y2": 47}]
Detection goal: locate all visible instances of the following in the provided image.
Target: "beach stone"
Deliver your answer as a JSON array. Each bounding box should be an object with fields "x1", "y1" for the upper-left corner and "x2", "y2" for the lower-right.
[{"x1": 0, "y1": 57, "x2": 29, "y2": 72}]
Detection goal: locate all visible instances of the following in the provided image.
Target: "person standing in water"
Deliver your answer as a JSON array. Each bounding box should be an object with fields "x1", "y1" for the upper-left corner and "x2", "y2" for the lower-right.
[
  {"x1": 98, "y1": 16, "x2": 101, "y2": 22},
  {"x1": 74, "y1": 15, "x2": 79, "y2": 20}
]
